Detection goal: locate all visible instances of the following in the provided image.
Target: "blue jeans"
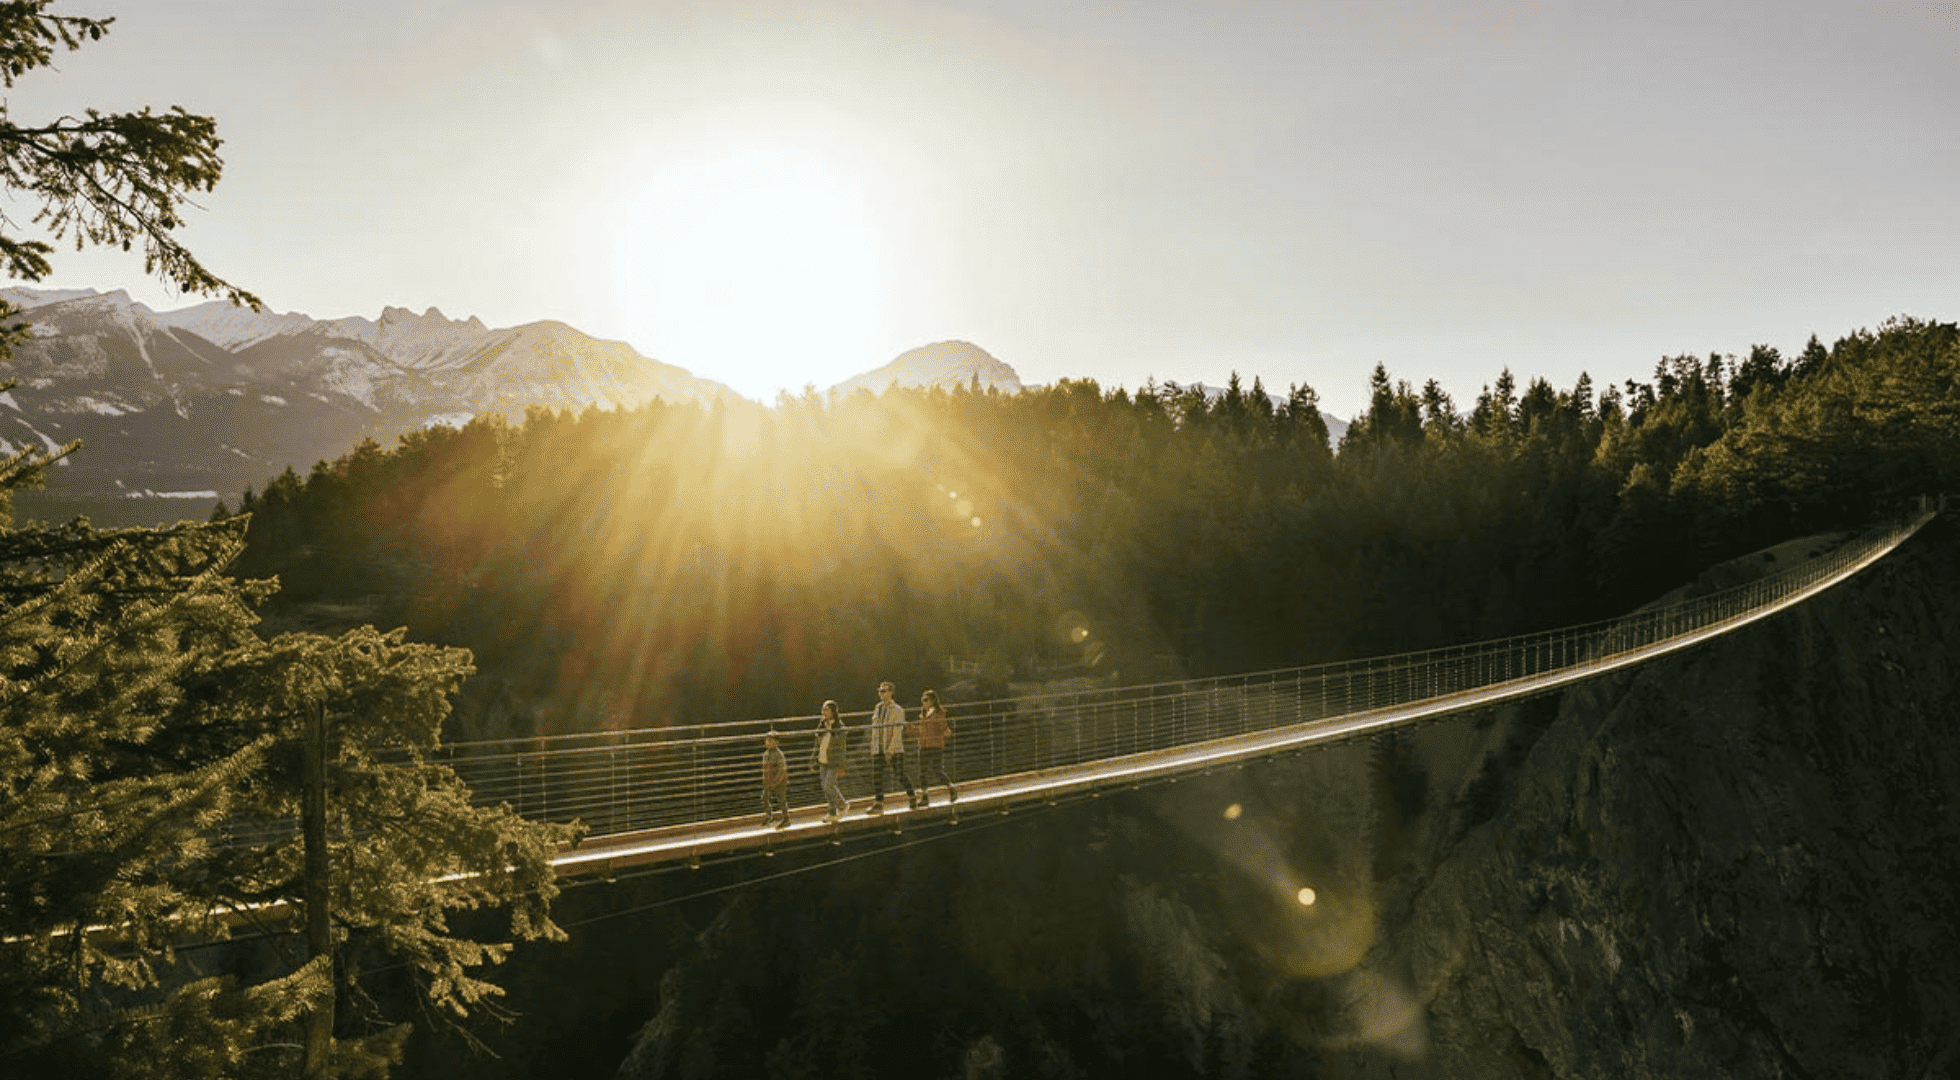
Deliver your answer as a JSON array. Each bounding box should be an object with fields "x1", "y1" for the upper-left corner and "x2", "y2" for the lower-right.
[{"x1": 820, "y1": 765, "x2": 847, "y2": 816}]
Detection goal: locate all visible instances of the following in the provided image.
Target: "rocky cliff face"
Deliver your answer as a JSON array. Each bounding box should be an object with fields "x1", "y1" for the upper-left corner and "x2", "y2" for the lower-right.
[
  {"x1": 453, "y1": 520, "x2": 1960, "y2": 1080},
  {"x1": 1400, "y1": 518, "x2": 1960, "y2": 1078}
]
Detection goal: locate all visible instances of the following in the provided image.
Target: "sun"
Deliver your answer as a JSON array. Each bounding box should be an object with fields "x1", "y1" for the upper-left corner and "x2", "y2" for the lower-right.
[{"x1": 606, "y1": 131, "x2": 894, "y2": 402}]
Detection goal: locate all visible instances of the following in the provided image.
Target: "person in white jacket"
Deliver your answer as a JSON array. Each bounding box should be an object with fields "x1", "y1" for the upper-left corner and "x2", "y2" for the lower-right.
[{"x1": 866, "y1": 680, "x2": 916, "y2": 814}]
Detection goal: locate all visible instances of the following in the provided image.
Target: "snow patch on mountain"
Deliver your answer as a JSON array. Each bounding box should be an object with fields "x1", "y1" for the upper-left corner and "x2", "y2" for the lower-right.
[
  {"x1": 317, "y1": 305, "x2": 492, "y2": 370},
  {"x1": 313, "y1": 347, "x2": 383, "y2": 409},
  {"x1": 70, "y1": 396, "x2": 129, "y2": 416},
  {"x1": 150, "y1": 299, "x2": 314, "y2": 349},
  {"x1": 1, "y1": 286, "x2": 99, "y2": 309},
  {"x1": 9, "y1": 415, "x2": 67, "y2": 460}
]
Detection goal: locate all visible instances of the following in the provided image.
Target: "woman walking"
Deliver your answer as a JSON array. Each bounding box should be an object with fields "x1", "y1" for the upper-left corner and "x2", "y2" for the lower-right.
[
  {"x1": 914, "y1": 688, "x2": 957, "y2": 807},
  {"x1": 813, "y1": 700, "x2": 851, "y2": 822}
]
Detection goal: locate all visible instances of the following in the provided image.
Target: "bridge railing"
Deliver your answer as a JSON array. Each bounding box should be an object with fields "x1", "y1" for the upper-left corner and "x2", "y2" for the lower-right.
[{"x1": 427, "y1": 509, "x2": 1929, "y2": 839}]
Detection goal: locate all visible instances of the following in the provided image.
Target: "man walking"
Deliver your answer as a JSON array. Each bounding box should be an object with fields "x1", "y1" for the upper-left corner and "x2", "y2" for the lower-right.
[{"x1": 867, "y1": 680, "x2": 916, "y2": 814}]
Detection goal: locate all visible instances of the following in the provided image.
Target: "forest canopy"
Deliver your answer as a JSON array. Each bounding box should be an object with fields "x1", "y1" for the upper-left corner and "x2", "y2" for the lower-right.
[{"x1": 229, "y1": 316, "x2": 1959, "y2": 743}]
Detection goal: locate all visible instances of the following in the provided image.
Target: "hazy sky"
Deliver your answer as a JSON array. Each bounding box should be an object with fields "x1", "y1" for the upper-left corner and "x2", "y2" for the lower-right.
[{"x1": 5, "y1": 0, "x2": 1956, "y2": 418}]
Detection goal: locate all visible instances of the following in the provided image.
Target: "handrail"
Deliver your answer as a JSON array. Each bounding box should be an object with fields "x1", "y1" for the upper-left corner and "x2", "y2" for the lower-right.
[
  {"x1": 215, "y1": 506, "x2": 1937, "y2": 861},
  {"x1": 424, "y1": 508, "x2": 1935, "y2": 855}
]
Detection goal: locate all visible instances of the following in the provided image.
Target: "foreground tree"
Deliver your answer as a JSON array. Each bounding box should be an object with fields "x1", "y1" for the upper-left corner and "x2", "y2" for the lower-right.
[
  {"x1": 0, "y1": 495, "x2": 574, "y2": 1077},
  {"x1": 1, "y1": 5, "x2": 570, "y2": 1076}
]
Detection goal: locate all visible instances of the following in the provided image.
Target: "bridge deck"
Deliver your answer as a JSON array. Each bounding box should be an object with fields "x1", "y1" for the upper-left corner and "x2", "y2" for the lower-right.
[{"x1": 549, "y1": 508, "x2": 1936, "y2": 876}]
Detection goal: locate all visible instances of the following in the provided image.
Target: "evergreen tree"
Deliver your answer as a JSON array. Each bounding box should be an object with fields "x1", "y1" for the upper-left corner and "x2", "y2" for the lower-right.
[
  {"x1": 0, "y1": 391, "x2": 574, "y2": 1077},
  {"x1": 1278, "y1": 382, "x2": 1333, "y2": 462},
  {"x1": 0, "y1": 7, "x2": 569, "y2": 1074}
]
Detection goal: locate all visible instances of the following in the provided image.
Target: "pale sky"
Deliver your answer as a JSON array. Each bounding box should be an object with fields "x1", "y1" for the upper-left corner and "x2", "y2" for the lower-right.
[{"x1": 5, "y1": 0, "x2": 1956, "y2": 419}]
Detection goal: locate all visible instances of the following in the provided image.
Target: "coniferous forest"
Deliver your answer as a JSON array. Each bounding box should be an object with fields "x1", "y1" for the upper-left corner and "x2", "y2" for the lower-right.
[{"x1": 230, "y1": 316, "x2": 1958, "y2": 743}]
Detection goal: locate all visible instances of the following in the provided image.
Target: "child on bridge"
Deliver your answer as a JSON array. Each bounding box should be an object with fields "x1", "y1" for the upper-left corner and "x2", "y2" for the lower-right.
[{"x1": 760, "y1": 729, "x2": 790, "y2": 829}]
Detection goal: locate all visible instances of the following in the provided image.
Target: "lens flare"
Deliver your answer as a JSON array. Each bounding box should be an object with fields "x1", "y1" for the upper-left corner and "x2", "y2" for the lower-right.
[
  {"x1": 1223, "y1": 803, "x2": 1243, "y2": 820},
  {"x1": 1297, "y1": 887, "x2": 1317, "y2": 907}
]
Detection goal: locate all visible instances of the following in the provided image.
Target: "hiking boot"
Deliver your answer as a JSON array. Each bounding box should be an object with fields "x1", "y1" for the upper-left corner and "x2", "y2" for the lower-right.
[
  {"x1": 918, "y1": 794, "x2": 930, "y2": 808},
  {"x1": 866, "y1": 802, "x2": 884, "y2": 816},
  {"x1": 774, "y1": 818, "x2": 790, "y2": 830}
]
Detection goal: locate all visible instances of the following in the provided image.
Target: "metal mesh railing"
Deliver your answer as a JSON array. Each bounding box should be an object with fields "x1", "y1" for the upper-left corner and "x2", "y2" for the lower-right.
[{"x1": 427, "y1": 506, "x2": 1934, "y2": 839}]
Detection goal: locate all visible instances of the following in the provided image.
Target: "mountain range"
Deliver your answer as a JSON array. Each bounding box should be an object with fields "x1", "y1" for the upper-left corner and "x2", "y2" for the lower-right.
[
  {"x1": 0, "y1": 290, "x2": 1023, "y2": 526},
  {"x1": 0, "y1": 287, "x2": 1337, "y2": 526}
]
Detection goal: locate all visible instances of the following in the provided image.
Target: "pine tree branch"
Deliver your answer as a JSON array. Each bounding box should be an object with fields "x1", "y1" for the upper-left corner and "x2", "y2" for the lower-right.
[{"x1": 0, "y1": 108, "x2": 260, "y2": 307}]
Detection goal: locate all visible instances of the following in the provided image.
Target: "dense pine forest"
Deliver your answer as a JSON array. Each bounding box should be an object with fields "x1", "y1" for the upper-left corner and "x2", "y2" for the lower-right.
[{"x1": 229, "y1": 316, "x2": 1959, "y2": 740}]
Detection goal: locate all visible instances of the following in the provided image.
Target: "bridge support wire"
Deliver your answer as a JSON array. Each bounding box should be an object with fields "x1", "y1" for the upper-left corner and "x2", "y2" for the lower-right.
[{"x1": 399, "y1": 509, "x2": 1935, "y2": 875}]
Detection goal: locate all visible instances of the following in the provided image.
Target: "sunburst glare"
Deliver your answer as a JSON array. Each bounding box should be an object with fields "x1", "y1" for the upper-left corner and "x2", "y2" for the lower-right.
[{"x1": 606, "y1": 130, "x2": 893, "y2": 402}]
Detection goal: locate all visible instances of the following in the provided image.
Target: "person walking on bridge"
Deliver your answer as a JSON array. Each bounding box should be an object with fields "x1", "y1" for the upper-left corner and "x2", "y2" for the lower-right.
[
  {"x1": 913, "y1": 688, "x2": 957, "y2": 808},
  {"x1": 814, "y1": 700, "x2": 850, "y2": 823},
  {"x1": 761, "y1": 729, "x2": 790, "y2": 829},
  {"x1": 867, "y1": 680, "x2": 916, "y2": 814}
]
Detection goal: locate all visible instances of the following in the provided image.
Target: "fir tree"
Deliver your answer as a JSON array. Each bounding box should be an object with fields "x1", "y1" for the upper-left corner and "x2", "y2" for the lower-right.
[
  {"x1": 0, "y1": 399, "x2": 576, "y2": 1076},
  {"x1": 0, "y1": 5, "x2": 572, "y2": 1074}
]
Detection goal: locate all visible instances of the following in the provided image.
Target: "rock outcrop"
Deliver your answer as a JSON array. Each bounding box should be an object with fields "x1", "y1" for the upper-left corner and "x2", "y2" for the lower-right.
[{"x1": 1400, "y1": 518, "x2": 1960, "y2": 1078}]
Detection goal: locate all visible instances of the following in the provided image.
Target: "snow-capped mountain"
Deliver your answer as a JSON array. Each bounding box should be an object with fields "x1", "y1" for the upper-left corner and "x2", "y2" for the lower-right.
[
  {"x1": 0, "y1": 287, "x2": 742, "y2": 526},
  {"x1": 0, "y1": 287, "x2": 1344, "y2": 527},
  {"x1": 826, "y1": 340, "x2": 1023, "y2": 397}
]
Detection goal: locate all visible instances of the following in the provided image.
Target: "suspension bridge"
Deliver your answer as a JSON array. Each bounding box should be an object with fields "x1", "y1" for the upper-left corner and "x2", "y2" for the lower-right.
[{"x1": 429, "y1": 503, "x2": 1939, "y2": 878}]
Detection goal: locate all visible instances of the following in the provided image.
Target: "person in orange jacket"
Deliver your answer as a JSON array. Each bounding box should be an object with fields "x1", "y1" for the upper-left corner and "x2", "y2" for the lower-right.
[{"x1": 912, "y1": 688, "x2": 958, "y2": 808}]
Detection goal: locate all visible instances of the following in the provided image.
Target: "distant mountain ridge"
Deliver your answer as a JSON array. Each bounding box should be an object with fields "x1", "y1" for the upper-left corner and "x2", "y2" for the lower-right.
[
  {"x1": 827, "y1": 340, "x2": 1023, "y2": 397},
  {"x1": 0, "y1": 287, "x2": 1343, "y2": 526},
  {"x1": 0, "y1": 287, "x2": 743, "y2": 525},
  {"x1": 822, "y1": 342, "x2": 1348, "y2": 440}
]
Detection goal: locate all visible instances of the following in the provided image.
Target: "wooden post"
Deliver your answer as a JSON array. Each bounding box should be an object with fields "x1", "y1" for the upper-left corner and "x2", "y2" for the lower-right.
[{"x1": 302, "y1": 700, "x2": 333, "y2": 1078}]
